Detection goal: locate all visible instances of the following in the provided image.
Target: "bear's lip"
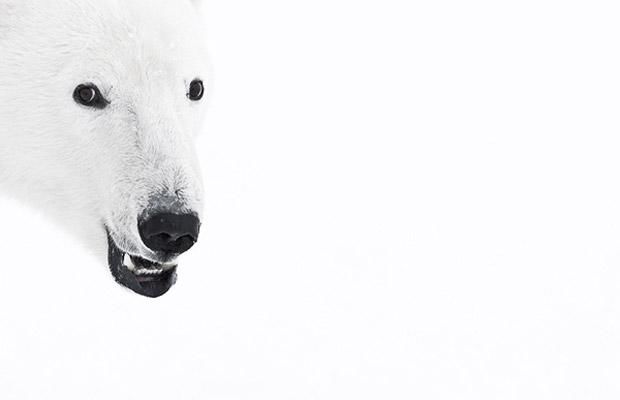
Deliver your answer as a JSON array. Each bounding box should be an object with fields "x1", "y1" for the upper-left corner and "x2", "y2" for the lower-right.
[{"x1": 106, "y1": 232, "x2": 177, "y2": 298}]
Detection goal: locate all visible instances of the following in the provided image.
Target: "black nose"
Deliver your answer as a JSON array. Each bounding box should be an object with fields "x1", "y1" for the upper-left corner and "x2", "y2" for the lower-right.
[{"x1": 138, "y1": 213, "x2": 201, "y2": 255}]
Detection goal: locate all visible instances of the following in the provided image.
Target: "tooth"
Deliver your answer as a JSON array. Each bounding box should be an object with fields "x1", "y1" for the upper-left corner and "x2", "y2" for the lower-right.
[
  {"x1": 135, "y1": 268, "x2": 164, "y2": 276},
  {"x1": 123, "y1": 253, "x2": 136, "y2": 271}
]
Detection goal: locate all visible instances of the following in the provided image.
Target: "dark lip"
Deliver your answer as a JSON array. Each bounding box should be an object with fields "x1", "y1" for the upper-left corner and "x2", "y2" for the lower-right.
[{"x1": 106, "y1": 230, "x2": 177, "y2": 298}]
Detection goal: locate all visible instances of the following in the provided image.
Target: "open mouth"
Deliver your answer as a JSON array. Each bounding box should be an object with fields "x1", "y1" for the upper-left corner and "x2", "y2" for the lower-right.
[{"x1": 107, "y1": 232, "x2": 178, "y2": 298}]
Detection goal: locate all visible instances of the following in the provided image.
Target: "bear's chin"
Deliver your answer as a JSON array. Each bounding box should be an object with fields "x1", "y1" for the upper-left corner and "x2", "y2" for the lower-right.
[{"x1": 106, "y1": 232, "x2": 178, "y2": 298}]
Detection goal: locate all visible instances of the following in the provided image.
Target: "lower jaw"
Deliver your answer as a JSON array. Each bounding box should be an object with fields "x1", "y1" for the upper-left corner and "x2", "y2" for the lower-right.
[{"x1": 107, "y1": 232, "x2": 177, "y2": 298}]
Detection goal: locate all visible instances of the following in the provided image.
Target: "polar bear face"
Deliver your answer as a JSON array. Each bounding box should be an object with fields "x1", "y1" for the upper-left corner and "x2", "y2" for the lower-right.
[{"x1": 0, "y1": 0, "x2": 209, "y2": 297}]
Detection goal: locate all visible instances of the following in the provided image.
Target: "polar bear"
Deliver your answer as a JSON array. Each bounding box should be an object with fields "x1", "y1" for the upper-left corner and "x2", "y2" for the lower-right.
[{"x1": 0, "y1": 0, "x2": 209, "y2": 297}]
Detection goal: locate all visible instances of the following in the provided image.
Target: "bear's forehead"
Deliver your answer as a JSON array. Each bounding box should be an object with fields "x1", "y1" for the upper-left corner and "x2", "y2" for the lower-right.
[
  {"x1": 16, "y1": 0, "x2": 201, "y2": 62},
  {"x1": 8, "y1": 0, "x2": 206, "y2": 84},
  {"x1": 69, "y1": 1, "x2": 198, "y2": 52},
  {"x1": 1, "y1": 0, "x2": 207, "y2": 99}
]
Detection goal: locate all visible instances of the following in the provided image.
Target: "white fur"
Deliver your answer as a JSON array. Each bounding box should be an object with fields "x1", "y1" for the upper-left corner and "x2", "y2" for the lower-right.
[{"x1": 0, "y1": 0, "x2": 208, "y2": 263}]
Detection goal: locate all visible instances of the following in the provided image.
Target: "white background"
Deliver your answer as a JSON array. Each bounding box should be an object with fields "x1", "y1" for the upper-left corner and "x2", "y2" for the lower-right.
[{"x1": 1, "y1": 0, "x2": 620, "y2": 398}]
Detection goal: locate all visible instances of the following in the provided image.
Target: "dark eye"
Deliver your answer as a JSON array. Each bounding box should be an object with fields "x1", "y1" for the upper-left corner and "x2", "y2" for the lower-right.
[
  {"x1": 188, "y1": 79, "x2": 204, "y2": 101},
  {"x1": 73, "y1": 83, "x2": 108, "y2": 109}
]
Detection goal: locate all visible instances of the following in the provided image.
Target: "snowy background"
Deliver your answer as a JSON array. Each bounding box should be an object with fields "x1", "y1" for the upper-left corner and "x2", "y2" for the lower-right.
[{"x1": 1, "y1": 0, "x2": 620, "y2": 398}]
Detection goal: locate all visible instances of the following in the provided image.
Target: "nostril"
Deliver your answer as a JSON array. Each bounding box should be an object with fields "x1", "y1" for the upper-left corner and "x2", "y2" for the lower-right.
[
  {"x1": 171, "y1": 235, "x2": 196, "y2": 253},
  {"x1": 138, "y1": 213, "x2": 201, "y2": 255},
  {"x1": 149, "y1": 233, "x2": 196, "y2": 254}
]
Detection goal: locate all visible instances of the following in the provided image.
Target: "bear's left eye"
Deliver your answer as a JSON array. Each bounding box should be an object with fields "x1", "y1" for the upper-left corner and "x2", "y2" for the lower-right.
[
  {"x1": 187, "y1": 79, "x2": 204, "y2": 101},
  {"x1": 73, "y1": 83, "x2": 108, "y2": 109}
]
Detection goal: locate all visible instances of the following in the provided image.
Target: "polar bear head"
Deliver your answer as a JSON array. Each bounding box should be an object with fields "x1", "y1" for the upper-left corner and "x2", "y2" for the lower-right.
[{"x1": 0, "y1": 0, "x2": 209, "y2": 297}]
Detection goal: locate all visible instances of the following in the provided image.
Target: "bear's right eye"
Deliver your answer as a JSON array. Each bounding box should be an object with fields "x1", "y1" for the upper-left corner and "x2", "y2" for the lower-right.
[{"x1": 73, "y1": 83, "x2": 108, "y2": 109}]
